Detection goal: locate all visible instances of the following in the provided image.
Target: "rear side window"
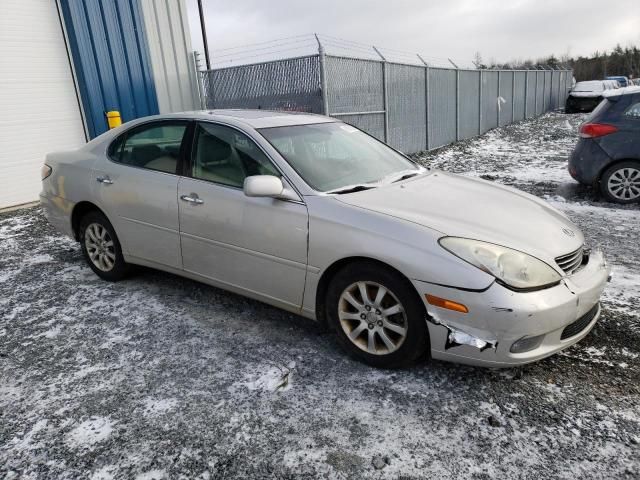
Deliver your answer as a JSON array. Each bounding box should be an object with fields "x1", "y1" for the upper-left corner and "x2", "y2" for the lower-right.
[
  {"x1": 624, "y1": 102, "x2": 640, "y2": 119},
  {"x1": 585, "y1": 99, "x2": 610, "y2": 122},
  {"x1": 108, "y1": 122, "x2": 188, "y2": 174}
]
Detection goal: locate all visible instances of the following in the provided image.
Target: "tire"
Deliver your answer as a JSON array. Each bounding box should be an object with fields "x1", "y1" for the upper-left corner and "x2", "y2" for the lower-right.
[
  {"x1": 599, "y1": 161, "x2": 640, "y2": 204},
  {"x1": 78, "y1": 210, "x2": 130, "y2": 281},
  {"x1": 326, "y1": 261, "x2": 429, "y2": 368}
]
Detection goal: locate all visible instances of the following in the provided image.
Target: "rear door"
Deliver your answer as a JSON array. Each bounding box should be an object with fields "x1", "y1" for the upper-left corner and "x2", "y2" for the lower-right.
[
  {"x1": 177, "y1": 121, "x2": 308, "y2": 309},
  {"x1": 598, "y1": 95, "x2": 640, "y2": 160},
  {"x1": 93, "y1": 120, "x2": 190, "y2": 269}
]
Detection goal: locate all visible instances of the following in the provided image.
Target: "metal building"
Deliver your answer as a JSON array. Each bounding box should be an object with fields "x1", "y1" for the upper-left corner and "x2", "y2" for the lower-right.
[{"x1": 0, "y1": 0, "x2": 198, "y2": 209}]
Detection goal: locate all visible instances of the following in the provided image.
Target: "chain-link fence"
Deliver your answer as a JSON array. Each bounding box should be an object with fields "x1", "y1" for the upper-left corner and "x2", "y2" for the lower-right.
[{"x1": 199, "y1": 47, "x2": 572, "y2": 154}]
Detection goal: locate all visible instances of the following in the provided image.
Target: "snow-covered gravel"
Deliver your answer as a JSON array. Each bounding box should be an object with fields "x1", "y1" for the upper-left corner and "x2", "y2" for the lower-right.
[{"x1": 1, "y1": 112, "x2": 639, "y2": 479}]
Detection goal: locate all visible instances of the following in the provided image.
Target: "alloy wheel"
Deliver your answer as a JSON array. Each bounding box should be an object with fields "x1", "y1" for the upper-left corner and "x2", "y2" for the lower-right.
[
  {"x1": 607, "y1": 167, "x2": 640, "y2": 201},
  {"x1": 84, "y1": 223, "x2": 116, "y2": 272},
  {"x1": 338, "y1": 281, "x2": 408, "y2": 355}
]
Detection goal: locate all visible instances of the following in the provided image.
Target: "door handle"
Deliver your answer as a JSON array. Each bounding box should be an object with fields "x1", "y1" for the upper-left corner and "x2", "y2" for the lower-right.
[
  {"x1": 96, "y1": 176, "x2": 113, "y2": 185},
  {"x1": 180, "y1": 194, "x2": 204, "y2": 205}
]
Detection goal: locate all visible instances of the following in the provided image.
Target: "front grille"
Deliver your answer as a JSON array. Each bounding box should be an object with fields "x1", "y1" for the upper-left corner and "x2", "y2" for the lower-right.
[
  {"x1": 555, "y1": 246, "x2": 585, "y2": 275},
  {"x1": 561, "y1": 303, "x2": 599, "y2": 340}
]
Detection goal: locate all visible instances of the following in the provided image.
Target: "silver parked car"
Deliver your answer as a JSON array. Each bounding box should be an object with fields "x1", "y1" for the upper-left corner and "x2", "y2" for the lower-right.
[{"x1": 40, "y1": 110, "x2": 610, "y2": 368}]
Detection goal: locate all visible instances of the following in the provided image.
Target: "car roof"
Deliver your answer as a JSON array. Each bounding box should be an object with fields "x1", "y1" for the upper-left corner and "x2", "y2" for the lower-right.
[
  {"x1": 603, "y1": 85, "x2": 640, "y2": 98},
  {"x1": 156, "y1": 109, "x2": 336, "y2": 129}
]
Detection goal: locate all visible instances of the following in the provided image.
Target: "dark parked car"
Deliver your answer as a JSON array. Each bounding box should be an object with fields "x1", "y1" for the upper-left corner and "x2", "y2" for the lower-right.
[
  {"x1": 569, "y1": 87, "x2": 640, "y2": 203},
  {"x1": 565, "y1": 81, "x2": 617, "y2": 113}
]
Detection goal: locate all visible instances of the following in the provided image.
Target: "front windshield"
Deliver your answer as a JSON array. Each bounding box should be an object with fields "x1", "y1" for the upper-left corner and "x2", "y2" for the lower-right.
[{"x1": 259, "y1": 122, "x2": 419, "y2": 192}]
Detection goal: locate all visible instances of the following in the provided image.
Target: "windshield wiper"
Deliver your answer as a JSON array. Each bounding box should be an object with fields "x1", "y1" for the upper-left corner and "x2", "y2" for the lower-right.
[
  {"x1": 326, "y1": 184, "x2": 377, "y2": 195},
  {"x1": 392, "y1": 172, "x2": 419, "y2": 183},
  {"x1": 383, "y1": 168, "x2": 425, "y2": 184}
]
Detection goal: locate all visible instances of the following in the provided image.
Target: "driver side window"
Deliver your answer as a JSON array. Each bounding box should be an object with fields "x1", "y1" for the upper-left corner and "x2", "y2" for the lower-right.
[{"x1": 191, "y1": 122, "x2": 278, "y2": 188}]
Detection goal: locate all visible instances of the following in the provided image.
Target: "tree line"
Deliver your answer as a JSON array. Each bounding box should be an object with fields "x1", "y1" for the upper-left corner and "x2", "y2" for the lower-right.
[{"x1": 474, "y1": 44, "x2": 639, "y2": 81}]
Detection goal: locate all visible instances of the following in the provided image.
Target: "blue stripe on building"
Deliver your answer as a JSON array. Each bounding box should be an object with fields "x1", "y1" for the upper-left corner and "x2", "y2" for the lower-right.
[{"x1": 59, "y1": 0, "x2": 159, "y2": 138}]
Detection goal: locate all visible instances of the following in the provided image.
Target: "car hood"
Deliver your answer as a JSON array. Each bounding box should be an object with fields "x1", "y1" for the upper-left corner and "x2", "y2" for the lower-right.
[{"x1": 335, "y1": 171, "x2": 583, "y2": 269}]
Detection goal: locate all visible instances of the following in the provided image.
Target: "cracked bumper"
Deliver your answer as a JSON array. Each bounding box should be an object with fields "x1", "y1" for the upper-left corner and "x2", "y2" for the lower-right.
[{"x1": 412, "y1": 250, "x2": 611, "y2": 368}]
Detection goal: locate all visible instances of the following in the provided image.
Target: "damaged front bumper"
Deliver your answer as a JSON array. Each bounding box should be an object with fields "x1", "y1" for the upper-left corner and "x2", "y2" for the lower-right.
[{"x1": 413, "y1": 249, "x2": 611, "y2": 368}]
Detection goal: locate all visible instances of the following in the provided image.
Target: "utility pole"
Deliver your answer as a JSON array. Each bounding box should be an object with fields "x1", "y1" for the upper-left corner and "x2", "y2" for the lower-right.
[{"x1": 197, "y1": 0, "x2": 211, "y2": 70}]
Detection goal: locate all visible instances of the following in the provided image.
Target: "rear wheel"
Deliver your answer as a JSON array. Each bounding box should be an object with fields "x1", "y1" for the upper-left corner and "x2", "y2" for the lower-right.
[
  {"x1": 326, "y1": 262, "x2": 429, "y2": 368},
  {"x1": 79, "y1": 211, "x2": 130, "y2": 281},
  {"x1": 600, "y1": 161, "x2": 640, "y2": 204}
]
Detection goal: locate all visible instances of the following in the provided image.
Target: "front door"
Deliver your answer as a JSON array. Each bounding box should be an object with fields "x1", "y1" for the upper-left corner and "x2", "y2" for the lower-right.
[
  {"x1": 178, "y1": 121, "x2": 308, "y2": 309},
  {"x1": 93, "y1": 120, "x2": 189, "y2": 269}
]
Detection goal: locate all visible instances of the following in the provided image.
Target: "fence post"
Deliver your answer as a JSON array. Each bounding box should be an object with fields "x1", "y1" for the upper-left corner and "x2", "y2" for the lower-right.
[
  {"x1": 417, "y1": 54, "x2": 430, "y2": 150},
  {"x1": 524, "y1": 71, "x2": 529, "y2": 118},
  {"x1": 455, "y1": 69, "x2": 460, "y2": 141},
  {"x1": 511, "y1": 71, "x2": 516, "y2": 122},
  {"x1": 478, "y1": 70, "x2": 483, "y2": 135},
  {"x1": 497, "y1": 71, "x2": 501, "y2": 127},
  {"x1": 425, "y1": 66, "x2": 430, "y2": 150},
  {"x1": 558, "y1": 71, "x2": 563, "y2": 110},
  {"x1": 315, "y1": 34, "x2": 329, "y2": 115},
  {"x1": 193, "y1": 51, "x2": 207, "y2": 109},
  {"x1": 373, "y1": 46, "x2": 389, "y2": 143},
  {"x1": 533, "y1": 70, "x2": 538, "y2": 118}
]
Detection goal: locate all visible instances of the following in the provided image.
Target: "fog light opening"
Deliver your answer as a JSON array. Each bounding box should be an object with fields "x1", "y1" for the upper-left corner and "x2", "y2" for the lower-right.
[{"x1": 510, "y1": 334, "x2": 545, "y2": 354}]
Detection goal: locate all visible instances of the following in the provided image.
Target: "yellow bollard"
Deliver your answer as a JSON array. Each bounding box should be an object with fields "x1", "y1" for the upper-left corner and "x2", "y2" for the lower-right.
[{"x1": 106, "y1": 111, "x2": 122, "y2": 129}]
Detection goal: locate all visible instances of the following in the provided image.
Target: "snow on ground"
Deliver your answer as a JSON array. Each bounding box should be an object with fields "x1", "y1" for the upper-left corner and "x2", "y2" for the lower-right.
[{"x1": 1, "y1": 112, "x2": 639, "y2": 479}]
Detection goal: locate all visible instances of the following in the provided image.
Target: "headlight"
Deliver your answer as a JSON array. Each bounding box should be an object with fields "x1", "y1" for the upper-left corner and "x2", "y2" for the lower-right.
[{"x1": 439, "y1": 237, "x2": 562, "y2": 290}]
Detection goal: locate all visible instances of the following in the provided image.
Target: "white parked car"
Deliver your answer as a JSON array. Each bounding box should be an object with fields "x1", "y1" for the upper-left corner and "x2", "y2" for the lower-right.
[{"x1": 40, "y1": 110, "x2": 611, "y2": 368}]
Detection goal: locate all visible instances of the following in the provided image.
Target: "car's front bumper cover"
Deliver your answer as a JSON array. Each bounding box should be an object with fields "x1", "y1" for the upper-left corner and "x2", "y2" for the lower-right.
[{"x1": 412, "y1": 249, "x2": 611, "y2": 367}]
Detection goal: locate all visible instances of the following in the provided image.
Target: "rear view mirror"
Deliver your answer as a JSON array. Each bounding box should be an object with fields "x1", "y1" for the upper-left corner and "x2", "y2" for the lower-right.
[
  {"x1": 243, "y1": 175, "x2": 300, "y2": 202},
  {"x1": 243, "y1": 175, "x2": 285, "y2": 198}
]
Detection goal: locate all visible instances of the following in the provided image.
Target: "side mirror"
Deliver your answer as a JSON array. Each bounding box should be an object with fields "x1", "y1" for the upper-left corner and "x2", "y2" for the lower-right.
[{"x1": 243, "y1": 175, "x2": 301, "y2": 202}]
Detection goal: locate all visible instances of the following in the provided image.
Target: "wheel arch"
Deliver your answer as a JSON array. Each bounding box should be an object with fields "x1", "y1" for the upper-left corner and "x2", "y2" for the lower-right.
[
  {"x1": 596, "y1": 158, "x2": 640, "y2": 184},
  {"x1": 314, "y1": 256, "x2": 425, "y2": 327},
  {"x1": 71, "y1": 201, "x2": 109, "y2": 241}
]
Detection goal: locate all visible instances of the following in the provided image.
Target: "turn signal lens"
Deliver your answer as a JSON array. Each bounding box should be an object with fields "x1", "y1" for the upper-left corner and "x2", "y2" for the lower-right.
[
  {"x1": 41, "y1": 164, "x2": 52, "y2": 180},
  {"x1": 425, "y1": 294, "x2": 468, "y2": 313}
]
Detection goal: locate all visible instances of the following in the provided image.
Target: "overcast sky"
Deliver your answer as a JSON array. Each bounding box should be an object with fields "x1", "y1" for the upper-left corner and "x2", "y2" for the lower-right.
[{"x1": 186, "y1": 0, "x2": 640, "y2": 65}]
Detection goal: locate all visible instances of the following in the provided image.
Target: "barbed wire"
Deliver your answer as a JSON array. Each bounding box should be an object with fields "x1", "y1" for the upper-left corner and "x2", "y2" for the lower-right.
[{"x1": 205, "y1": 33, "x2": 537, "y2": 70}]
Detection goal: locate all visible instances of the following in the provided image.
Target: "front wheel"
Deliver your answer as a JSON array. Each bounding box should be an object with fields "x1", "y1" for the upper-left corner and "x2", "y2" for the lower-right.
[
  {"x1": 600, "y1": 161, "x2": 640, "y2": 204},
  {"x1": 326, "y1": 262, "x2": 429, "y2": 368},
  {"x1": 79, "y1": 211, "x2": 130, "y2": 281}
]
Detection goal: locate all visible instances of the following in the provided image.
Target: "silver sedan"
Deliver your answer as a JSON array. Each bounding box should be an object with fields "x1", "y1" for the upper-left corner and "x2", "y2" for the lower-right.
[{"x1": 40, "y1": 110, "x2": 611, "y2": 368}]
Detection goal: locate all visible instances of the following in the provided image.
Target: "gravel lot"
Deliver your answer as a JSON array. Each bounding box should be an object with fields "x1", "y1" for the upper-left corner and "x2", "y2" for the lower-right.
[{"x1": 1, "y1": 112, "x2": 639, "y2": 479}]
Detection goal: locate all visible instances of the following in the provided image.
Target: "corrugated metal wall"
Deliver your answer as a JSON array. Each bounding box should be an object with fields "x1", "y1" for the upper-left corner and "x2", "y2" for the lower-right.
[
  {"x1": 202, "y1": 56, "x2": 322, "y2": 113},
  {"x1": 59, "y1": 0, "x2": 159, "y2": 138},
  {"x1": 481, "y1": 71, "x2": 499, "y2": 133},
  {"x1": 325, "y1": 56, "x2": 385, "y2": 140},
  {"x1": 526, "y1": 72, "x2": 536, "y2": 118},
  {"x1": 203, "y1": 56, "x2": 572, "y2": 154},
  {"x1": 513, "y1": 72, "x2": 526, "y2": 121},
  {"x1": 498, "y1": 71, "x2": 514, "y2": 126},
  {"x1": 428, "y1": 69, "x2": 457, "y2": 149},
  {"x1": 458, "y1": 71, "x2": 480, "y2": 139},
  {"x1": 139, "y1": 0, "x2": 199, "y2": 113},
  {"x1": 535, "y1": 71, "x2": 545, "y2": 115},
  {"x1": 386, "y1": 64, "x2": 426, "y2": 153}
]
